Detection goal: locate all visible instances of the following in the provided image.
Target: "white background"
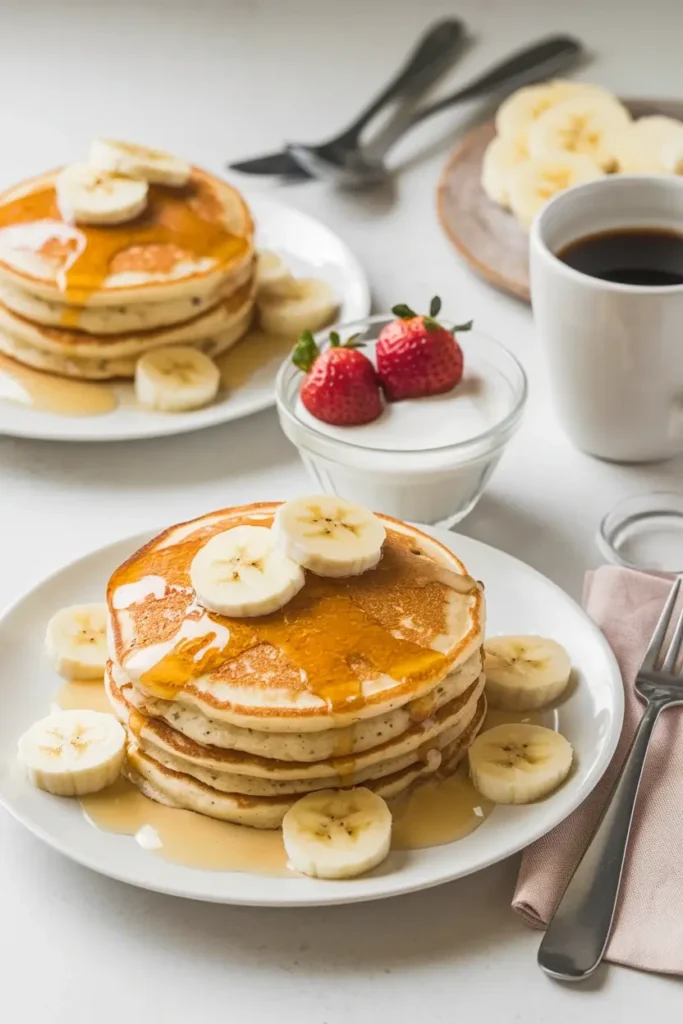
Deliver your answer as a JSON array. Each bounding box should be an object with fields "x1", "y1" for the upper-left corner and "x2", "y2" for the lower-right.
[{"x1": 1, "y1": 0, "x2": 682, "y2": 1019}]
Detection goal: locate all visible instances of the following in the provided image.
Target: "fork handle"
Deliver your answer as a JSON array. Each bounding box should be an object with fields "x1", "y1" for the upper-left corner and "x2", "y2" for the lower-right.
[
  {"x1": 333, "y1": 19, "x2": 467, "y2": 147},
  {"x1": 538, "y1": 699, "x2": 667, "y2": 981}
]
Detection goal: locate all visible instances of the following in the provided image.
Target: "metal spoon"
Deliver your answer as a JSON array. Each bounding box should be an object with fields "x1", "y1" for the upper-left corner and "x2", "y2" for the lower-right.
[
  {"x1": 286, "y1": 35, "x2": 585, "y2": 186},
  {"x1": 229, "y1": 18, "x2": 469, "y2": 178}
]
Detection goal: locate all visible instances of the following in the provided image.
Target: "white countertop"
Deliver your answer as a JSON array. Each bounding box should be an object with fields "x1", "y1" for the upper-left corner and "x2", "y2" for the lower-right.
[{"x1": 1, "y1": 0, "x2": 682, "y2": 1019}]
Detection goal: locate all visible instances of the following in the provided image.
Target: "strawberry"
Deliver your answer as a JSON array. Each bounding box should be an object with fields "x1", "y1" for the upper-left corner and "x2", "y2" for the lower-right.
[
  {"x1": 292, "y1": 329, "x2": 383, "y2": 426},
  {"x1": 376, "y1": 296, "x2": 473, "y2": 401}
]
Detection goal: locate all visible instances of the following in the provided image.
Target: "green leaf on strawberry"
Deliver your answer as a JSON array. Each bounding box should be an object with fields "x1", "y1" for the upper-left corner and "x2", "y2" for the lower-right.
[{"x1": 292, "y1": 330, "x2": 319, "y2": 372}]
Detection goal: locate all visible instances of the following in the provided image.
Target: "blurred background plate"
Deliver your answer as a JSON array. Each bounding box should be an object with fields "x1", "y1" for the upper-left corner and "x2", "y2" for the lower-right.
[
  {"x1": 0, "y1": 193, "x2": 370, "y2": 443},
  {"x1": 437, "y1": 98, "x2": 683, "y2": 302}
]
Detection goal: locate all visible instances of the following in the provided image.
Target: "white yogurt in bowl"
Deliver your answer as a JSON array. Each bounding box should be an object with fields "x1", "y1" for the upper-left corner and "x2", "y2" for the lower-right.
[{"x1": 276, "y1": 316, "x2": 527, "y2": 526}]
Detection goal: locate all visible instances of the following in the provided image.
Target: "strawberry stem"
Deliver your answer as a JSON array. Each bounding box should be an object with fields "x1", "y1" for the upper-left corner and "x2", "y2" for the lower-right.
[
  {"x1": 392, "y1": 303, "x2": 417, "y2": 319},
  {"x1": 292, "y1": 330, "x2": 320, "y2": 373},
  {"x1": 451, "y1": 319, "x2": 474, "y2": 333}
]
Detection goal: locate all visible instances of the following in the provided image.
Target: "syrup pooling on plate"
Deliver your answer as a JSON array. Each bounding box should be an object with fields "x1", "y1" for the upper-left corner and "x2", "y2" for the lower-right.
[
  {"x1": 0, "y1": 172, "x2": 250, "y2": 304},
  {"x1": 108, "y1": 515, "x2": 461, "y2": 714},
  {"x1": 0, "y1": 352, "x2": 117, "y2": 416}
]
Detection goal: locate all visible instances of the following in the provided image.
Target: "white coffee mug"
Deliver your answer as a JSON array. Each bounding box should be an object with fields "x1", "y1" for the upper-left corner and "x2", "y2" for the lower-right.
[{"x1": 530, "y1": 175, "x2": 683, "y2": 462}]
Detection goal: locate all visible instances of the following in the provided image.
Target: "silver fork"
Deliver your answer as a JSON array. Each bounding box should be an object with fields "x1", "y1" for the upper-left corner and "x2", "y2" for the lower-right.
[{"x1": 538, "y1": 575, "x2": 683, "y2": 981}]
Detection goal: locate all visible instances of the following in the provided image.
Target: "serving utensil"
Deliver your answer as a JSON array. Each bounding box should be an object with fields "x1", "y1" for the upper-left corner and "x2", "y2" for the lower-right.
[{"x1": 538, "y1": 576, "x2": 683, "y2": 980}]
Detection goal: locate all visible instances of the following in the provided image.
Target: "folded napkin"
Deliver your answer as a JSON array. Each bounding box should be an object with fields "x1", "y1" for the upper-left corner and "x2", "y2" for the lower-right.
[{"x1": 513, "y1": 565, "x2": 683, "y2": 975}]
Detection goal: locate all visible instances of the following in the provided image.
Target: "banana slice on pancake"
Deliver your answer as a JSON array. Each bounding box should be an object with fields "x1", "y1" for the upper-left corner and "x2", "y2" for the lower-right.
[
  {"x1": 257, "y1": 278, "x2": 338, "y2": 337},
  {"x1": 46, "y1": 603, "x2": 109, "y2": 680},
  {"x1": 468, "y1": 723, "x2": 573, "y2": 804},
  {"x1": 90, "y1": 138, "x2": 191, "y2": 187},
  {"x1": 282, "y1": 787, "x2": 392, "y2": 879},
  {"x1": 190, "y1": 524, "x2": 305, "y2": 617},
  {"x1": 18, "y1": 709, "x2": 125, "y2": 796},
  {"x1": 56, "y1": 163, "x2": 148, "y2": 225},
  {"x1": 484, "y1": 635, "x2": 572, "y2": 711},
  {"x1": 273, "y1": 495, "x2": 386, "y2": 577},
  {"x1": 135, "y1": 346, "x2": 220, "y2": 412}
]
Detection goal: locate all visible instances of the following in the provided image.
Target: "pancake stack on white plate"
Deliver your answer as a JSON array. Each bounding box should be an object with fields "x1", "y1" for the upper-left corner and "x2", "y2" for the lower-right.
[
  {"x1": 104, "y1": 502, "x2": 487, "y2": 828},
  {"x1": 0, "y1": 141, "x2": 257, "y2": 379}
]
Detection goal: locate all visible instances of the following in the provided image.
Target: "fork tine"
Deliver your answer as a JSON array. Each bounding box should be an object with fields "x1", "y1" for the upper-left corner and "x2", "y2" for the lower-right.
[
  {"x1": 641, "y1": 577, "x2": 681, "y2": 671},
  {"x1": 662, "y1": 602, "x2": 683, "y2": 674}
]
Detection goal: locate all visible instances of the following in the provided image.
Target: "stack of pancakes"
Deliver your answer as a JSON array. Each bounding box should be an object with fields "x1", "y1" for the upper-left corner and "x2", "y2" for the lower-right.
[
  {"x1": 105, "y1": 503, "x2": 486, "y2": 829},
  {"x1": 0, "y1": 168, "x2": 255, "y2": 379}
]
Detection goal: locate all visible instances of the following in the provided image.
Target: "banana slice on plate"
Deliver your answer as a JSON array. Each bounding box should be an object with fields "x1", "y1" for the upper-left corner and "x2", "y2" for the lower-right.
[
  {"x1": 468, "y1": 723, "x2": 573, "y2": 804},
  {"x1": 496, "y1": 80, "x2": 622, "y2": 144},
  {"x1": 18, "y1": 709, "x2": 125, "y2": 796},
  {"x1": 614, "y1": 116, "x2": 683, "y2": 173},
  {"x1": 257, "y1": 278, "x2": 338, "y2": 337},
  {"x1": 135, "y1": 346, "x2": 220, "y2": 412},
  {"x1": 90, "y1": 138, "x2": 191, "y2": 187},
  {"x1": 282, "y1": 787, "x2": 392, "y2": 879},
  {"x1": 528, "y1": 94, "x2": 631, "y2": 171},
  {"x1": 481, "y1": 135, "x2": 529, "y2": 208},
  {"x1": 255, "y1": 251, "x2": 298, "y2": 298},
  {"x1": 56, "y1": 163, "x2": 148, "y2": 225},
  {"x1": 273, "y1": 495, "x2": 386, "y2": 578},
  {"x1": 508, "y1": 154, "x2": 604, "y2": 229},
  {"x1": 46, "y1": 603, "x2": 109, "y2": 680},
  {"x1": 190, "y1": 524, "x2": 305, "y2": 617},
  {"x1": 484, "y1": 635, "x2": 572, "y2": 711}
]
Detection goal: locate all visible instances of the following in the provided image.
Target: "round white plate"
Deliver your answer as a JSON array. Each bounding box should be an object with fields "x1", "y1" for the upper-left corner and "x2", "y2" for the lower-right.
[
  {"x1": 0, "y1": 526, "x2": 623, "y2": 906},
  {"x1": 0, "y1": 193, "x2": 370, "y2": 442}
]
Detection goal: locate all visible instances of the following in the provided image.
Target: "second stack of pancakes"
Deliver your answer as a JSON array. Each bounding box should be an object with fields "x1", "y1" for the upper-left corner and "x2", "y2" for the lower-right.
[
  {"x1": 0, "y1": 165, "x2": 256, "y2": 379},
  {"x1": 105, "y1": 503, "x2": 486, "y2": 828}
]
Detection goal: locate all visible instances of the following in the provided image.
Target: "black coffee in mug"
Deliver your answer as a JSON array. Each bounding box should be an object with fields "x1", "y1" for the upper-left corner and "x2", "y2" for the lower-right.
[{"x1": 557, "y1": 227, "x2": 683, "y2": 287}]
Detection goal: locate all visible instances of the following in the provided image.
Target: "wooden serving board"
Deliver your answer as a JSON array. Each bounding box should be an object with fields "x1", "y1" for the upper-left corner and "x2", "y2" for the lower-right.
[{"x1": 436, "y1": 98, "x2": 683, "y2": 303}]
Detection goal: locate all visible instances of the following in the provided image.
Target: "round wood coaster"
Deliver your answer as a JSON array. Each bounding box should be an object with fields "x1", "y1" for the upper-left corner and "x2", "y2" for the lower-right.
[{"x1": 436, "y1": 98, "x2": 683, "y2": 303}]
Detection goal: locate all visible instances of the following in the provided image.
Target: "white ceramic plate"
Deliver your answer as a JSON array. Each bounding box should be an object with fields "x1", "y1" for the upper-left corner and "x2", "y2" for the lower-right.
[
  {"x1": 0, "y1": 526, "x2": 623, "y2": 906},
  {"x1": 0, "y1": 193, "x2": 370, "y2": 442}
]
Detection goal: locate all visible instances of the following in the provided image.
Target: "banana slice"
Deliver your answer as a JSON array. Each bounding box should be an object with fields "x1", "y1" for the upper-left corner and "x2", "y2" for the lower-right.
[
  {"x1": 528, "y1": 94, "x2": 631, "y2": 171},
  {"x1": 190, "y1": 524, "x2": 305, "y2": 617},
  {"x1": 282, "y1": 787, "x2": 392, "y2": 879},
  {"x1": 18, "y1": 709, "x2": 125, "y2": 796},
  {"x1": 484, "y1": 635, "x2": 571, "y2": 710},
  {"x1": 481, "y1": 135, "x2": 529, "y2": 208},
  {"x1": 90, "y1": 138, "x2": 190, "y2": 187},
  {"x1": 496, "y1": 81, "x2": 622, "y2": 144},
  {"x1": 469, "y1": 723, "x2": 573, "y2": 804},
  {"x1": 255, "y1": 251, "x2": 298, "y2": 298},
  {"x1": 56, "y1": 163, "x2": 148, "y2": 225},
  {"x1": 135, "y1": 346, "x2": 220, "y2": 412},
  {"x1": 46, "y1": 603, "x2": 109, "y2": 681},
  {"x1": 257, "y1": 278, "x2": 338, "y2": 337},
  {"x1": 273, "y1": 495, "x2": 385, "y2": 578},
  {"x1": 508, "y1": 154, "x2": 604, "y2": 229},
  {"x1": 615, "y1": 116, "x2": 683, "y2": 173}
]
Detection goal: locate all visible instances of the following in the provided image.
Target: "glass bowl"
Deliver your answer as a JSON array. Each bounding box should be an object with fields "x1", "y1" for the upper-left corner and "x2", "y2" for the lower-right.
[
  {"x1": 598, "y1": 491, "x2": 683, "y2": 575},
  {"x1": 275, "y1": 314, "x2": 527, "y2": 527}
]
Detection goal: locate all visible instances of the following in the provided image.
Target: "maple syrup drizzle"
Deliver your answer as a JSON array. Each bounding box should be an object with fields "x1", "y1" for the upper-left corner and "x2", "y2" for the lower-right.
[
  {"x1": 110, "y1": 527, "x2": 451, "y2": 713},
  {"x1": 0, "y1": 173, "x2": 249, "y2": 304},
  {"x1": 57, "y1": 680, "x2": 540, "y2": 876}
]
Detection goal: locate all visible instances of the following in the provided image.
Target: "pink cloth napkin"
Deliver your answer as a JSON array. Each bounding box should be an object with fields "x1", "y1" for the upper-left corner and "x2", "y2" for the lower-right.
[{"x1": 512, "y1": 565, "x2": 683, "y2": 975}]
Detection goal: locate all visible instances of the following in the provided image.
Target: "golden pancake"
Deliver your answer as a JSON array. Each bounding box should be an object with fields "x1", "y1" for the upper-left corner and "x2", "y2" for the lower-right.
[{"x1": 107, "y1": 504, "x2": 485, "y2": 731}]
